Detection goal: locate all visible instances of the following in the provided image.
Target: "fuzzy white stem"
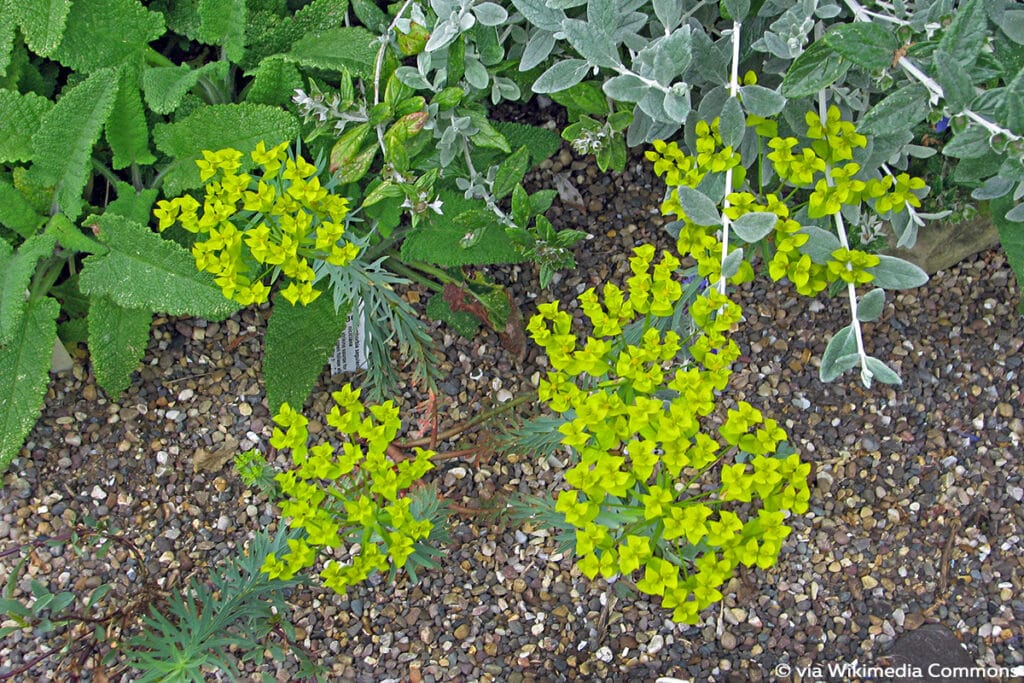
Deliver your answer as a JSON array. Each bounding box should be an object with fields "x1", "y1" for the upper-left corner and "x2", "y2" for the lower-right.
[{"x1": 718, "y1": 21, "x2": 743, "y2": 297}]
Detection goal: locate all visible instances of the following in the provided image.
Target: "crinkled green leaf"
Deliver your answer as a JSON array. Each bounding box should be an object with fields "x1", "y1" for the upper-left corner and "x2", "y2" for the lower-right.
[
  {"x1": 142, "y1": 61, "x2": 229, "y2": 115},
  {"x1": 992, "y1": 194, "x2": 1024, "y2": 309},
  {"x1": 0, "y1": 3, "x2": 15, "y2": 76},
  {"x1": 52, "y1": 0, "x2": 164, "y2": 73},
  {"x1": 198, "y1": 0, "x2": 246, "y2": 62},
  {"x1": 87, "y1": 295, "x2": 151, "y2": 396},
  {"x1": 106, "y1": 70, "x2": 155, "y2": 170},
  {"x1": 44, "y1": 213, "x2": 104, "y2": 255},
  {"x1": 0, "y1": 233, "x2": 55, "y2": 345},
  {"x1": 426, "y1": 292, "x2": 481, "y2": 338},
  {"x1": 857, "y1": 84, "x2": 930, "y2": 135},
  {"x1": 938, "y1": 0, "x2": 986, "y2": 68},
  {"x1": 14, "y1": 0, "x2": 70, "y2": 57},
  {"x1": 0, "y1": 295, "x2": 59, "y2": 475},
  {"x1": 284, "y1": 27, "x2": 377, "y2": 78},
  {"x1": 0, "y1": 89, "x2": 53, "y2": 163},
  {"x1": 244, "y1": 56, "x2": 302, "y2": 107},
  {"x1": 104, "y1": 182, "x2": 159, "y2": 226},
  {"x1": 493, "y1": 121, "x2": 561, "y2": 165},
  {"x1": 265, "y1": 293, "x2": 351, "y2": 413},
  {"x1": 0, "y1": 181, "x2": 44, "y2": 238},
  {"x1": 78, "y1": 213, "x2": 238, "y2": 320},
  {"x1": 28, "y1": 68, "x2": 119, "y2": 220},
  {"x1": 147, "y1": 0, "x2": 201, "y2": 40},
  {"x1": 401, "y1": 191, "x2": 522, "y2": 266},
  {"x1": 152, "y1": 103, "x2": 298, "y2": 195}
]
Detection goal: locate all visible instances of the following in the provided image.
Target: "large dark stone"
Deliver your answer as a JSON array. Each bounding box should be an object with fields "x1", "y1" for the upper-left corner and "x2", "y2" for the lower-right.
[{"x1": 882, "y1": 623, "x2": 985, "y2": 683}]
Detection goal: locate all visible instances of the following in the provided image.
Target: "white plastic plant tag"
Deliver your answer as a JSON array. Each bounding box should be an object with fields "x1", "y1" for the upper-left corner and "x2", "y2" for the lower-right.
[{"x1": 329, "y1": 302, "x2": 368, "y2": 374}]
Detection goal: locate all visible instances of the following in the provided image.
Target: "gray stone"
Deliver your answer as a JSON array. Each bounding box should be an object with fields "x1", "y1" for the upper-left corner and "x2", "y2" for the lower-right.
[
  {"x1": 883, "y1": 623, "x2": 985, "y2": 682},
  {"x1": 884, "y1": 212, "x2": 999, "y2": 275}
]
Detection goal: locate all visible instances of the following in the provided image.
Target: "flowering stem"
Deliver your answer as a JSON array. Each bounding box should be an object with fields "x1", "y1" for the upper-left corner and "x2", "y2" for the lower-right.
[
  {"x1": 817, "y1": 90, "x2": 872, "y2": 386},
  {"x1": 717, "y1": 20, "x2": 742, "y2": 297}
]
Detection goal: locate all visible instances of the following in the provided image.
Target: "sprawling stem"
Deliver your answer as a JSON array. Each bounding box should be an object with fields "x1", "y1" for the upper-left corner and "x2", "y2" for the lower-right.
[{"x1": 717, "y1": 20, "x2": 743, "y2": 297}]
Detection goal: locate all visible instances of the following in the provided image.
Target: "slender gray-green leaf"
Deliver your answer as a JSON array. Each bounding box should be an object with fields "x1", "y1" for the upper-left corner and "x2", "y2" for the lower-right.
[
  {"x1": 509, "y1": 0, "x2": 564, "y2": 32},
  {"x1": 673, "y1": 186, "x2": 720, "y2": 226},
  {"x1": 718, "y1": 96, "x2": 745, "y2": 149},
  {"x1": 798, "y1": 225, "x2": 842, "y2": 263},
  {"x1": 932, "y1": 50, "x2": 975, "y2": 112},
  {"x1": 602, "y1": 74, "x2": 648, "y2": 102},
  {"x1": 867, "y1": 255, "x2": 928, "y2": 290},
  {"x1": 819, "y1": 325, "x2": 856, "y2": 382},
  {"x1": 532, "y1": 59, "x2": 590, "y2": 94},
  {"x1": 722, "y1": 0, "x2": 750, "y2": 21},
  {"x1": 731, "y1": 212, "x2": 777, "y2": 242},
  {"x1": 740, "y1": 84, "x2": 785, "y2": 117},
  {"x1": 721, "y1": 247, "x2": 744, "y2": 279},
  {"x1": 864, "y1": 356, "x2": 901, "y2": 385},
  {"x1": 971, "y1": 175, "x2": 1014, "y2": 200},
  {"x1": 520, "y1": 29, "x2": 555, "y2": 71},
  {"x1": 561, "y1": 19, "x2": 618, "y2": 68},
  {"x1": 856, "y1": 288, "x2": 885, "y2": 322},
  {"x1": 938, "y1": 0, "x2": 987, "y2": 68}
]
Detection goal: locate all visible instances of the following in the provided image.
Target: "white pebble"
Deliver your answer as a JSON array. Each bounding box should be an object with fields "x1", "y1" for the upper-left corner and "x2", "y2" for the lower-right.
[
  {"x1": 647, "y1": 634, "x2": 664, "y2": 655},
  {"x1": 90, "y1": 485, "x2": 107, "y2": 500},
  {"x1": 449, "y1": 467, "x2": 467, "y2": 479},
  {"x1": 156, "y1": 451, "x2": 169, "y2": 465},
  {"x1": 595, "y1": 646, "x2": 613, "y2": 662},
  {"x1": 531, "y1": 622, "x2": 544, "y2": 636},
  {"x1": 496, "y1": 388, "x2": 514, "y2": 403},
  {"x1": 177, "y1": 389, "x2": 194, "y2": 401},
  {"x1": 216, "y1": 515, "x2": 231, "y2": 531},
  {"x1": 1009, "y1": 486, "x2": 1023, "y2": 502},
  {"x1": 165, "y1": 409, "x2": 181, "y2": 421}
]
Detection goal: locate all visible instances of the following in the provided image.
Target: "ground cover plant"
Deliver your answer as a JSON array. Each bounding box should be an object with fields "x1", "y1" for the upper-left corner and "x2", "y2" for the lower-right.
[{"x1": 1, "y1": 0, "x2": 1023, "y2": 679}]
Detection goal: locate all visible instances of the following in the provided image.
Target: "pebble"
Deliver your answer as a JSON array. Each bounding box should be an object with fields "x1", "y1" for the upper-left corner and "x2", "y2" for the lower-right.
[
  {"x1": 89, "y1": 485, "x2": 106, "y2": 500},
  {"x1": 720, "y1": 631, "x2": 737, "y2": 651}
]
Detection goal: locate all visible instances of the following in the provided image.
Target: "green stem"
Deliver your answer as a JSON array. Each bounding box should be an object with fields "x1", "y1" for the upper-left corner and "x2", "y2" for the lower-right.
[
  {"x1": 145, "y1": 47, "x2": 175, "y2": 68},
  {"x1": 397, "y1": 391, "x2": 537, "y2": 448},
  {"x1": 383, "y1": 257, "x2": 444, "y2": 293}
]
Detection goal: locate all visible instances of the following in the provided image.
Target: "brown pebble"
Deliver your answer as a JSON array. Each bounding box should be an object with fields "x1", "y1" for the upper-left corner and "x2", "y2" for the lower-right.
[{"x1": 720, "y1": 631, "x2": 737, "y2": 650}]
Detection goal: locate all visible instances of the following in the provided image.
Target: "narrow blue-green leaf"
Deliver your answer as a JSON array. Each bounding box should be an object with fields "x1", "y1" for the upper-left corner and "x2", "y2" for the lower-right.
[
  {"x1": 0, "y1": 296, "x2": 59, "y2": 475},
  {"x1": 673, "y1": 186, "x2": 720, "y2": 226},
  {"x1": 532, "y1": 59, "x2": 590, "y2": 94},
  {"x1": 87, "y1": 296, "x2": 151, "y2": 396},
  {"x1": 1006, "y1": 69, "x2": 1024, "y2": 135},
  {"x1": 867, "y1": 255, "x2": 928, "y2": 290},
  {"x1": 718, "y1": 96, "x2": 745, "y2": 149},
  {"x1": 29, "y1": 68, "x2": 119, "y2": 220},
  {"x1": 0, "y1": 89, "x2": 53, "y2": 163},
  {"x1": 14, "y1": 0, "x2": 71, "y2": 57},
  {"x1": 78, "y1": 214, "x2": 238, "y2": 320},
  {"x1": 264, "y1": 294, "x2": 352, "y2": 413},
  {"x1": 864, "y1": 356, "x2": 901, "y2": 385},
  {"x1": 721, "y1": 247, "x2": 744, "y2": 279}
]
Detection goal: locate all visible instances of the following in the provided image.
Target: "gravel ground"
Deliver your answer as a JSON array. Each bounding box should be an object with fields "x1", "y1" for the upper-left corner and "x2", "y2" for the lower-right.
[{"x1": 1, "y1": 148, "x2": 1023, "y2": 682}]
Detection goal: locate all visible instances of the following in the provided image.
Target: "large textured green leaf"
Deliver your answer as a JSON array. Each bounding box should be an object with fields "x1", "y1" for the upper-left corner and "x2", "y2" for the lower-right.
[
  {"x1": 0, "y1": 181, "x2": 44, "y2": 238},
  {"x1": 245, "y1": 56, "x2": 303, "y2": 107},
  {"x1": 823, "y1": 22, "x2": 899, "y2": 72},
  {"x1": 780, "y1": 40, "x2": 849, "y2": 99},
  {"x1": 401, "y1": 192, "x2": 522, "y2": 266},
  {"x1": 105, "y1": 181, "x2": 158, "y2": 225},
  {"x1": 78, "y1": 213, "x2": 238, "y2": 320},
  {"x1": 0, "y1": 2, "x2": 17, "y2": 75},
  {"x1": 284, "y1": 27, "x2": 378, "y2": 78},
  {"x1": 0, "y1": 233, "x2": 56, "y2": 346},
  {"x1": 198, "y1": 0, "x2": 246, "y2": 62},
  {"x1": 0, "y1": 295, "x2": 59, "y2": 475},
  {"x1": 142, "y1": 61, "x2": 229, "y2": 115},
  {"x1": 264, "y1": 293, "x2": 352, "y2": 413},
  {"x1": 106, "y1": 69, "x2": 156, "y2": 170},
  {"x1": 857, "y1": 84, "x2": 930, "y2": 136},
  {"x1": 152, "y1": 103, "x2": 298, "y2": 195},
  {"x1": 14, "y1": 0, "x2": 71, "y2": 57},
  {"x1": 0, "y1": 89, "x2": 53, "y2": 163},
  {"x1": 938, "y1": 0, "x2": 986, "y2": 68},
  {"x1": 28, "y1": 68, "x2": 119, "y2": 220},
  {"x1": 87, "y1": 295, "x2": 151, "y2": 395},
  {"x1": 52, "y1": 0, "x2": 164, "y2": 73},
  {"x1": 243, "y1": 0, "x2": 351, "y2": 68}
]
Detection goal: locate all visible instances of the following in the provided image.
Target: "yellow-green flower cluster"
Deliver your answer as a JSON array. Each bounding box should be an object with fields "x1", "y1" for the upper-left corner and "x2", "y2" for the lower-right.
[
  {"x1": 154, "y1": 142, "x2": 359, "y2": 307},
  {"x1": 260, "y1": 384, "x2": 435, "y2": 596},
  {"x1": 528, "y1": 246, "x2": 809, "y2": 624}
]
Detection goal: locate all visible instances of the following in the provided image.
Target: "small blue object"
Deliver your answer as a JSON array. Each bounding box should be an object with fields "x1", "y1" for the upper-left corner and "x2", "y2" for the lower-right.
[{"x1": 935, "y1": 116, "x2": 950, "y2": 133}]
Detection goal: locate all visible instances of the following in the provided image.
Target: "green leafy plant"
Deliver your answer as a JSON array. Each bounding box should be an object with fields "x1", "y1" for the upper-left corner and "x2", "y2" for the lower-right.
[{"x1": 516, "y1": 245, "x2": 809, "y2": 624}]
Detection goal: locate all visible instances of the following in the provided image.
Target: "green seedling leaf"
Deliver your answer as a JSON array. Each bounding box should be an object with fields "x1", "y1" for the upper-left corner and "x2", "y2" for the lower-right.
[
  {"x1": 857, "y1": 84, "x2": 930, "y2": 135},
  {"x1": 88, "y1": 296, "x2": 152, "y2": 396},
  {"x1": 511, "y1": 184, "x2": 530, "y2": 226},
  {"x1": 823, "y1": 22, "x2": 899, "y2": 71},
  {"x1": 78, "y1": 213, "x2": 238, "y2": 320},
  {"x1": 467, "y1": 110, "x2": 511, "y2": 153},
  {"x1": 0, "y1": 180, "x2": 44, "y2": 238},
  {"x1": 106, "y1": 69, "x2": 156, "y2": 170},
  {"x1": 781, "y1": 40, "x2": 849, "y2": 99},
  {"x1": 142, "y1": 61, "x2": 230, "y2": 115},
  {"x1": 0, "y1": 89, "x2": 53, "y2": 163},
  {"x1": 867, "y1": 255, "x2": 928, "y2": 290},
  {"x1": 730, "y1": 211, "x2": 777, "y2": 242},
  {"x1": 549, "y1": 81, "x2": 609, "y2": 117},
  {"x1": 401, "y1": 192, "x2": 520, "y2": 266},
  {"x1": 0, "y1": 296, "x2": 59, "y2": 475},
  {"x1": 264, "y1": 294, "x2": 352, "y2": 413},
  {"x1": 493, "y1": 146, "x2": 530, "y2": 200},
  {"x1": 673, "y1": 186, "x2": 720, "y2": 226},
  {"x1": 29, "y1": 68, "x2": 119, "y2": 220},
  {"x1": 856, "y1": 288, "x2": 885, "y2": 322}
]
